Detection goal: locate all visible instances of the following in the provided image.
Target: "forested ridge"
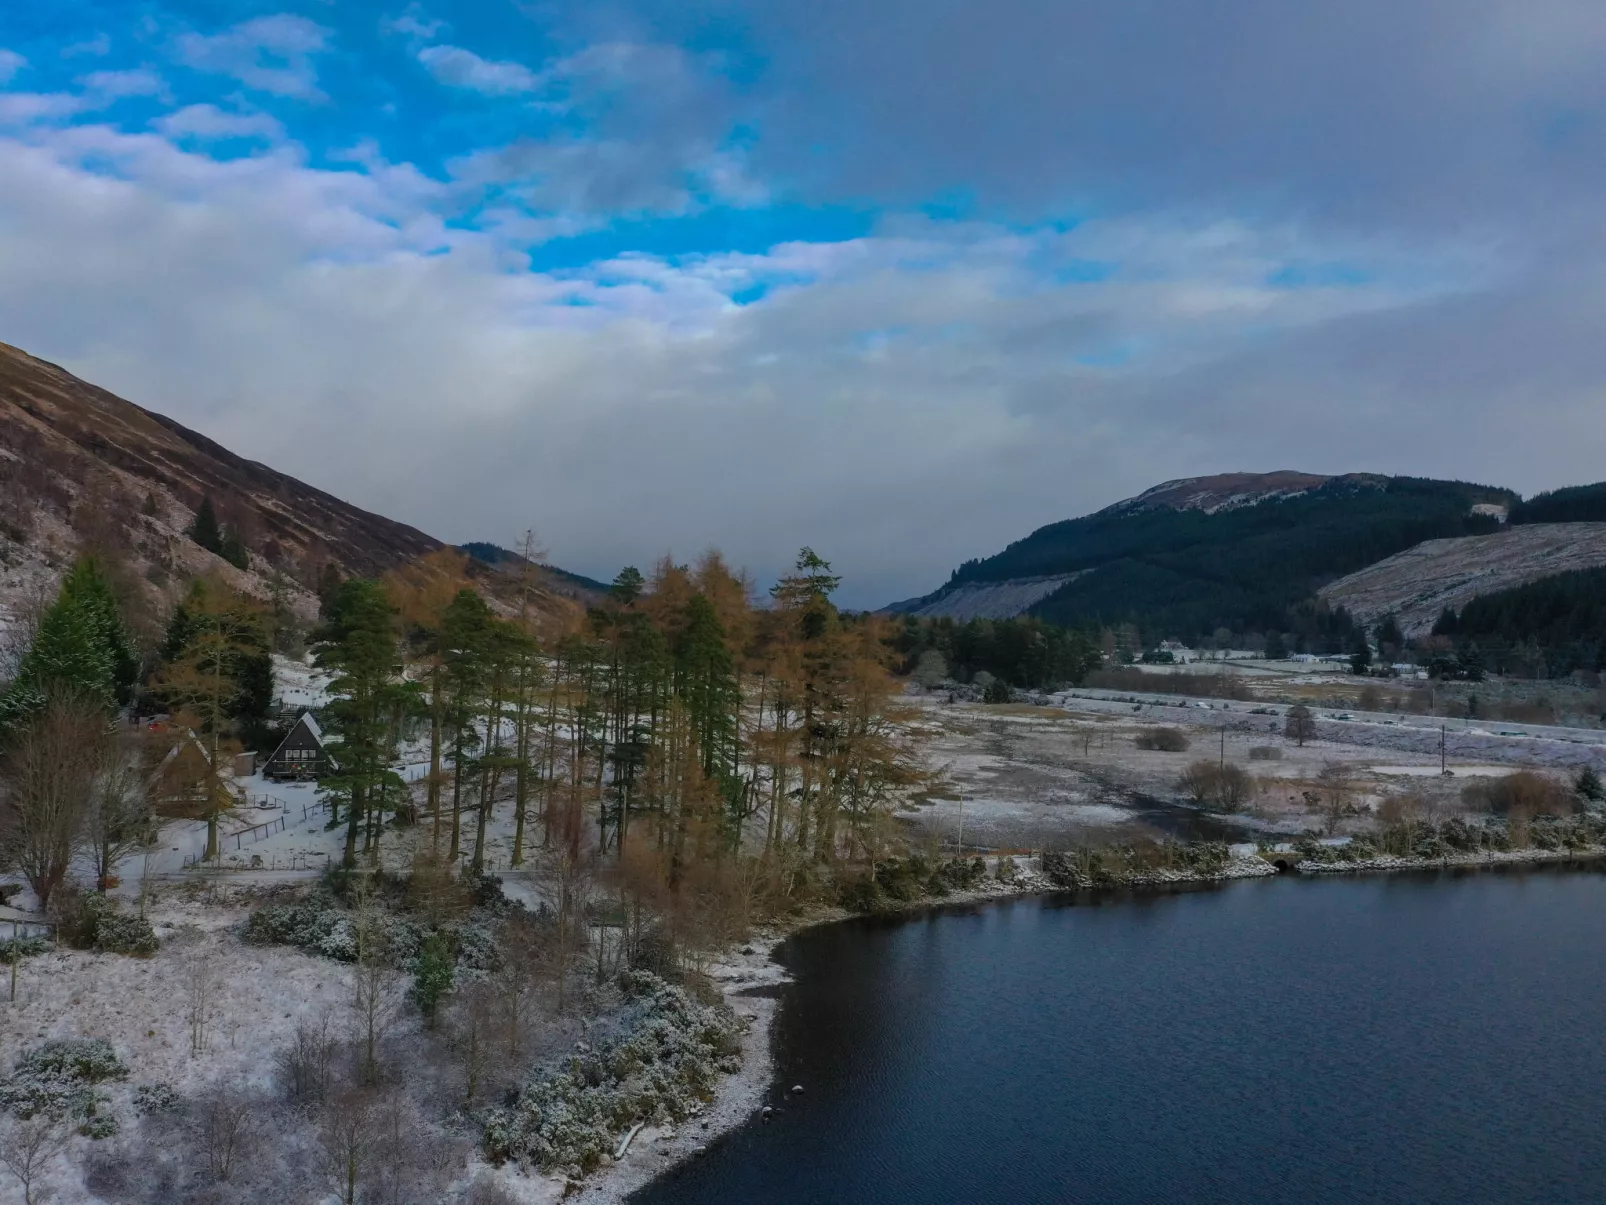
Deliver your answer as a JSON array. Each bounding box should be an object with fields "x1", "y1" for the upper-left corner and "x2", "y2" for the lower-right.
[
  {"x1": 1508, "y1": 481, "x2": 1606, "y2": 526},
  {"x1": 931, "y1": 475, "x2": 1514, "y2": 642}
]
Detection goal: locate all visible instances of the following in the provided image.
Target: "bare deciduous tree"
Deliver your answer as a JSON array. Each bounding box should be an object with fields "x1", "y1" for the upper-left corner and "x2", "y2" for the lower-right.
[
  {"x1": 194, "y1": 1088, "x2": 254, "y2": 1182},
  {"x1": 0, "y1": 692, "x2": 107, "y2": 910},
  {"x1": 450, "y1": 979, "x2": 496, "y2": 1107},
  {"x1": 351, "y1": 909, "x2": 405, "y2": 1086},
  {"x1": 85, "y1": 742, "x2": 151, "y2": 891},
  {"x1": 186, "y1": 955, "x2": 218, "y2": 1056},
  {"x1": 490, "y1": 913, "x2": 548, "y2": 1062},
  {"x1": 278, "y1": 1012, "x2": 339, "y2": 1108},
  {"x1": 0, "y1": 1116, "x2": 71, "y2": 1205},
  {"x1": 1315, "y1": 762, "x2": 1357, "y2": 836},
  {"x1": 317, "y1": 1088, "x2": 380, "y2": 1205}
]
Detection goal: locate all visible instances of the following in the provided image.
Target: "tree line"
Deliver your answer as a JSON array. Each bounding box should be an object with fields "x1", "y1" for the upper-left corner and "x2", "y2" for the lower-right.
[
  {"x1": 892, "y1": 614, "x2": 1099, "y2": 690},
  {"x1": 1430, "y1": 566, "x2": 1606, "y2": 678}
]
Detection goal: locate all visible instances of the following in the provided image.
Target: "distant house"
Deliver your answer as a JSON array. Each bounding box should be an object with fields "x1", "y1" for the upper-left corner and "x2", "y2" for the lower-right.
[{"x1": 262, "y1": 712, "x2": 336, "y2": 782}]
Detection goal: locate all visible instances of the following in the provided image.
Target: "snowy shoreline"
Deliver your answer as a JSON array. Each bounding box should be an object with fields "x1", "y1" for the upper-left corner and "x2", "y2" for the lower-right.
[
  {"x1": 576, "y1": 842, "x2": 1606, "y2": 1202},
  {"x1": 1295, "y1": 845, "x2": 1606, "y2": 875}
]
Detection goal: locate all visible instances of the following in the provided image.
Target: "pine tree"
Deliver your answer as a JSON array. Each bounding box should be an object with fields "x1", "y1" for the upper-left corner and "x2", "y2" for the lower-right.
[
  {"x1": 190, "y1": 496, "x2": 223, "y2": 555},
  {"x1": 611, "y1": 566, "x2": 646, "y2": 606},
  {"x1": 315, "y1": 579, "x2": 408, "y2": 869},
  {"x1": 0, "y1": 557, "x2": 135, "y2": 731},
  {"x1": 219, "y1": 528, "x2": 249, "y2": 570}
]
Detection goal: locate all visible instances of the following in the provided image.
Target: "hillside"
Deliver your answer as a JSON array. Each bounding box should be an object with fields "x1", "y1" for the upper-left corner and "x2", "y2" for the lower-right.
[
  {"x1": 0, "y1": 339, "x2": 591, "y2": 638},
  {"x1": 1318, "y1": 522, "x2": 1606, "y2": 638},
  {"x1": 891, "y1": 472, "x2": 1516, "y2": 642}
]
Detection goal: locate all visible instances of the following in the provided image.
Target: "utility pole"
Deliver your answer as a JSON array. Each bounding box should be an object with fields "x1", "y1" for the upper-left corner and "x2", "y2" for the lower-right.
[
  {"x1": 1440, "y1": 724, "x2": 1447, "y2": 775},
  {"x1": 956, "y1": 792, "x2": 965, "y2": 860}
]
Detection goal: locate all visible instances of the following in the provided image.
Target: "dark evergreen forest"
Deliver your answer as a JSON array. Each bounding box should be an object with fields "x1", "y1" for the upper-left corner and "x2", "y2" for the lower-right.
[
  {"x1": 1508, "y1": 482, "x2": 1606, "y2": 526},
  {"x1": 1433, "y1": 566, "x2": 1606, "y2": 676}
]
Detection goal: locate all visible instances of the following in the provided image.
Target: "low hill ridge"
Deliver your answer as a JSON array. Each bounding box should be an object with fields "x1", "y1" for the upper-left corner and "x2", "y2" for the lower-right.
[{"x1": 890, "y1": 472, "x2": 1519, "y2": 642}]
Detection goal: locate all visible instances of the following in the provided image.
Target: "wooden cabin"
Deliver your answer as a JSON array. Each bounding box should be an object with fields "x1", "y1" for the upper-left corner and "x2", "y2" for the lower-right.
[
  {"x1": 146, "y1": 729, "x2": 228, "y2": 820},
  {"x1": 262, "y1": 712, "x2": 335, "y2": 782}
]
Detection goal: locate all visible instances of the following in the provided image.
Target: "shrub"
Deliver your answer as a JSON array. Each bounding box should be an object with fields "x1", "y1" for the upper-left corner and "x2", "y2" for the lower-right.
[
  {"x1": 982, "y1": 678, "x2": 1013, "y2": 704},
  {"x1": 1177, "y1": 761, "x2": 1253, "y2": 812},
  {"x1": 1577, "y1": 766, "x2": 1604, "y2": 803},
  {"x1": 51, "y1": 891, "x2": 158, "y2": 956},
  {"x1": 482, "y1": 971, "x2": 742, "y2": 1171},
  {"x1": 133, "y1": 1082, "x2": 183, "y2": 1116},
  {"x1": 0, "y1": 1039, "x2": 129, "y2": 1135},
  {"x1": 1461, "y1": 771, "x2": 1576, "y2": 817},
  {"x1": 1248, "y1": 746, "x2": 1282, "y2": 761},
  {"x1": 0, "y1": 935, "x2": 50, "y2": 964},
  {"x1": 1135, "y1": 728, "x2": 1190, "y2": 752}
]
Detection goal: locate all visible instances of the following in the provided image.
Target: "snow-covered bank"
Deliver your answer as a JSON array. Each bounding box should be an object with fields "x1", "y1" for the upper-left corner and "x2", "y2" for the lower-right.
[
  {"x1": 567, "y1": 939, "x2": 785, "y2": 1204},
  {"x1": 1297, "y1": 846, "x2": 1606, "y2": 875},
  {"x1": 540, "y1": 838, "x2": 1605, "y2": 1203}
]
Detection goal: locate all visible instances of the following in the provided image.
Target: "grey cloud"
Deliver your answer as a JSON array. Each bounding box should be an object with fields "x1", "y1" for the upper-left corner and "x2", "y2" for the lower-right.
[{"x1": 607, "y1": 0, "x2": 1606, "y2": 228}]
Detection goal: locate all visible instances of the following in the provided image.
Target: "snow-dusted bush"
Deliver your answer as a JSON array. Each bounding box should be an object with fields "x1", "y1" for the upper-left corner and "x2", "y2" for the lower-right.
[
  {"x1": 243, "y1": 893, "x2": 510, "y2": 974},
  {"x1": 92, "y1": 908, "x2": 159, "y2": 956},
  {"x1": 0, "y1": 934, "x2": 50, "y2": 963},
  {"x1": 482, "y1": 971, "x2": 743, "y2": 1173},
  {"x1": 133, "y1": 1082, "x2": 183, "y2": 1116},
  {"x1": 0, "y1": 1038, "x2": 129, "y2": 1135},
  {"x1": 54, "y1": 892, "x2": 158, "y2": 956}
]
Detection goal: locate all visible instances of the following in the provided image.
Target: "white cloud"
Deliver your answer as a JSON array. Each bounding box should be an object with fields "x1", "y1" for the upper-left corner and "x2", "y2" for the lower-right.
[
  {"x1": 0, "y1": 49, "x2": 25, "y2": 85},
  {"x1": 417, "y1": 45, "x2": 540, "y2": 94},
  {"x1": 155, "y1": 104, "x2": 285, "y2": 143},
  {"x1": 78, "y1": 68, "x2": 170, "y2": 102},
  {"x1": 0, "y1": 93, "x2": 86, "y2": 125},
  {"x1": 381, "y1": 6, "x2": 447, "y2": 41},
  {"x1": 175, "y1": 14, "x2": 331, "y2": 100}
]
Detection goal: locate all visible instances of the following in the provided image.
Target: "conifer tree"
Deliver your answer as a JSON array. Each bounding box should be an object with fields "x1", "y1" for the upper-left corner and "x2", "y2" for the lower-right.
[
  {"x1": 315, "y1": 579, "x2": 408, "y2": 869},
  {"x1": 0, "y1": 557, "x2": 136, "y2": 731},
  {"x1": 190, "y1": 496, "x2": 223, "y2": 555},
  {"x1": 219, "y1": 528, "x2": 250, "y2": 571}
]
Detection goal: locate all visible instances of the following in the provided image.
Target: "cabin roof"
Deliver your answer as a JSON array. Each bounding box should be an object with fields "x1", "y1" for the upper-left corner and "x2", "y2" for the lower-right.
[{"x1": 264, "y1": 711, "x2": 331, "y2": 765}]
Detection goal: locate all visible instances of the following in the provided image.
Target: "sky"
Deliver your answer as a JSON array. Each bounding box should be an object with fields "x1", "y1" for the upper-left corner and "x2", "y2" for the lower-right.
[{"x1": 1, "y1": 1, "x2": 1604, "y2": 607}]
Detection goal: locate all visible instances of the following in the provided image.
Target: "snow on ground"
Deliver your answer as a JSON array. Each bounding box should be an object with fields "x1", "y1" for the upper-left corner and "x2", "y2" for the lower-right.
[
  {"x1": 0, "y1": 894, "x2": 356, "y2": 1204},
  {"x1": 1366, "y1": 764, "x2": 1513, "y2": 778},
  {"x1": 272, "y1": 654, "x2": 334, "y2": 711}
]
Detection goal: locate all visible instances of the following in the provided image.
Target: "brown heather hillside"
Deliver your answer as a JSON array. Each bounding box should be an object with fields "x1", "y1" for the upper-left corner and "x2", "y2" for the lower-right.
[{"x1": 0, "y1": 339, "x2": 594, "y2": 641}]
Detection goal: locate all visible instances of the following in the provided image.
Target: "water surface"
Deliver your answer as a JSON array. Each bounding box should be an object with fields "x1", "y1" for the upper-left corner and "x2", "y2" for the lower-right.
[{"x1": 635, "y1": 868, "x2": 1606, "y2": 1204}]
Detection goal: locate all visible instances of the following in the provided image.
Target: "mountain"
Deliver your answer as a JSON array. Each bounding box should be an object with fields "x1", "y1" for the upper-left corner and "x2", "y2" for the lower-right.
[
  {"x1": 890, "y1": 471, "x2": 1519, "y2": 642},
  {"x1": 0, "y1": 339, "x2": 587, "y2": 637}
]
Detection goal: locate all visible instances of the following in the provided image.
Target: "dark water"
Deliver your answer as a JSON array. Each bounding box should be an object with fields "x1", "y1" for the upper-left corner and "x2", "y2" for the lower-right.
[{"x1": 634, "y1": 868, "x2": 1606, "y2": 1205}]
